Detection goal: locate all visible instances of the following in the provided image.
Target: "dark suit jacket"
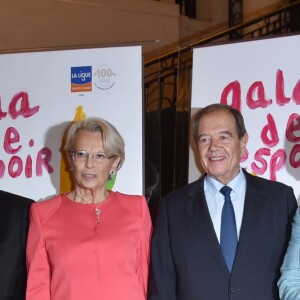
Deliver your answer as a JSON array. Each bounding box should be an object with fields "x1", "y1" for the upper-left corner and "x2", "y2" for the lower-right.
[
  {"x1": 148, "y1": 170, "x2": 297, "y2": 300},
  {"x1": 0, "y1": 190, "x2": 34, "y2": 300}
]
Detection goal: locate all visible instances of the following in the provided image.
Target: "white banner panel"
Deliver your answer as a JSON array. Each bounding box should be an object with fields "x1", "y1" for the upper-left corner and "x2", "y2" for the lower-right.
[
  {"x1": 0, "y1": 46, "x2": 143, "y2": 200},
  {"x1": 191, "y1": 35, "x2": 300, "y2": 202}
]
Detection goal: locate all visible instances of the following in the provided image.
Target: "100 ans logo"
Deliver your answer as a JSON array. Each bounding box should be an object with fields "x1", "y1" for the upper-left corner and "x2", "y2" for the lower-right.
[{"x1": 93, "y1": 65, "x2": 116, "y2": 90}]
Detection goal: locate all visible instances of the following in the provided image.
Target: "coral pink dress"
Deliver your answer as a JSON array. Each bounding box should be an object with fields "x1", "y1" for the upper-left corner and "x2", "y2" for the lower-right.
[{"x1": 26, "y1": 191, "x2": 152, "y2": 300}]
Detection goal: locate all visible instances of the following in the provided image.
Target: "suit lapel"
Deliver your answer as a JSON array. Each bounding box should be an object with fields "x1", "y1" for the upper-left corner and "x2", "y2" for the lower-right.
[
  {"x1": 233, "y1": 171, "x2": 267, "y2": 270},
  {"x1": 185, "y1": 177, "x2": 230, "y2": 277}
]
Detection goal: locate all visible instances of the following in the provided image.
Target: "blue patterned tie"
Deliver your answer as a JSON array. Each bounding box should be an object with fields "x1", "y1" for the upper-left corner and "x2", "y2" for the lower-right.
[{"x1": 220, "y1": 186, "x2": 237, "y2": 272}]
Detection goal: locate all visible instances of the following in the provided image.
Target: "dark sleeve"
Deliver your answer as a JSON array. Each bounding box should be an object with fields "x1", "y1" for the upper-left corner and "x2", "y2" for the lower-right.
[
  {"x1": 0, "y1": 191, "x2": 34, "y2": 300},
  {"x1": 19, "y1": 199, "x2": 34, "y2": 298},
  {"x1": 148, "y1": 197, "x2": 177, "y2": 300},
  {"x1": 21, "y1": 199, "x2": 34, "y2": 251},
  {"x1": 286, "y1": 186, "x2": 298, "y2": 238}
]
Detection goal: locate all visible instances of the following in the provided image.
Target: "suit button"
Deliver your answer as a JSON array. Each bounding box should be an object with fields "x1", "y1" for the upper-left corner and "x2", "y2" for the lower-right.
[{"x1": 230, "y1": 287, "x2": 236, "y2": 293}]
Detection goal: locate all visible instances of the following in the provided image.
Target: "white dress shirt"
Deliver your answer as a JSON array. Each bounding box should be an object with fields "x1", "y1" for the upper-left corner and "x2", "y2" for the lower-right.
[{"x1": 204, "y1": 168, "x2": 246, "y2": 242}]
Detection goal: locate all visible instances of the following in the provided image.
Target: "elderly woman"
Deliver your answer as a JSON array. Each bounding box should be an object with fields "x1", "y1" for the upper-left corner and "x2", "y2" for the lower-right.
[{"x1": 26, "y1": 117, "x2": 152, "y2": 300}]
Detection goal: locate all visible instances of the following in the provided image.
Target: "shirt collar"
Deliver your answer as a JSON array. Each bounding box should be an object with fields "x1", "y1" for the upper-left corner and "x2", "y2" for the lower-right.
[{"x1": 205, "y1": 168, "x2": 246, "y2": 196}]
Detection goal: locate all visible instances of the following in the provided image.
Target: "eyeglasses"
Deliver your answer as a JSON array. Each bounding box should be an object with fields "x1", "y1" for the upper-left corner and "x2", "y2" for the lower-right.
[{"x1": 70, "y1": 150, "x2": 117, "y2": 163}]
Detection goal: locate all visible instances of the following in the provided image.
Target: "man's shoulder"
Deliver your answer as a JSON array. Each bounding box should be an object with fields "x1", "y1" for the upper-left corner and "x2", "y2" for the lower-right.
[
  {"x1": 0, "y1": 190, "x2": 34, "y2": 207},
  {"x1": 164, "y1": 178, "x2": 203, "y2": 202},
  {"x1": 244, "y1": 170, "x2": 292, "y2": 191}
]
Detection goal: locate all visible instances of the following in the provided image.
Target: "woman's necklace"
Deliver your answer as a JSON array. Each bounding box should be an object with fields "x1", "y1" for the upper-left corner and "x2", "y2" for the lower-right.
[
  {"x1": 72, "y1": 190, "x2": 109, "y2": 224},
  {"x1": 95, "y1": 205, "x2": 101, "y2": 224},
  {"x1": 94, "y1": 191, "x2": 109, "y2": 224}
]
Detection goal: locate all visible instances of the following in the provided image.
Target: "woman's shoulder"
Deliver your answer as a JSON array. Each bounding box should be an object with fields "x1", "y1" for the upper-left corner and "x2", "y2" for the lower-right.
[
  {"x1": 32, "y1": 194, "x2": 62, "y2": 223},
  {"x1": 114, "y1": 191, "x2": 147, "y2": 217}
]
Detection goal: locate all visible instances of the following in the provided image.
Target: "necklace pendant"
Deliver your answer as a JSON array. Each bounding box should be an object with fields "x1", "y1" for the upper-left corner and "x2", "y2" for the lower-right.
[{"x1": 95, "y1": 208, "x2": 100, "y2": 224}]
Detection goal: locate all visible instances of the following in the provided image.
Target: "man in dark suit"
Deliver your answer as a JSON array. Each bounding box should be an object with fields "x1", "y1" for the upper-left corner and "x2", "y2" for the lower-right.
[
  {"x1": 148, "y1": 104, "x2": 297, "y2": 300},
  {"x1": 0, "y1": 190, "x2": 34, "y2": 300}
]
